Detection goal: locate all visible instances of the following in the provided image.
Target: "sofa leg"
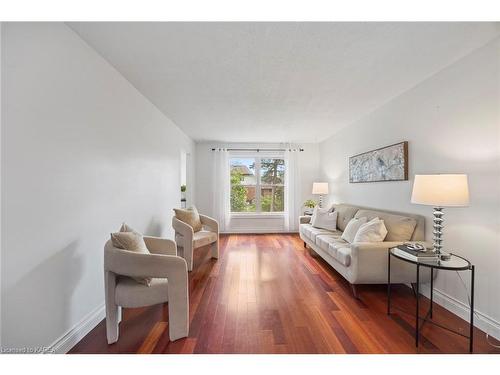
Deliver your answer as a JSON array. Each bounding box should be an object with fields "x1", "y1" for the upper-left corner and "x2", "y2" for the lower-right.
[
  {"x1": 303, "y1": 241, "x2": 307, "y2": 248},
  {"x1": 351, "y1": 284, "x2": 359, "y2": 299}
]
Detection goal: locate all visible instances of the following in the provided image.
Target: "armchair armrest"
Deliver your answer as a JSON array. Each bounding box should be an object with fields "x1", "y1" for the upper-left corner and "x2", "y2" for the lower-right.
[
  {"x1": 299, "y1": 215, "x2": 311, "y2": 224},
  {"x1": 199, "y1": 214, "x2": 219, "y2": 233},
  {"x1": 172, "y1": 217, "x2": 194, "y2": 241},
  {"x1": 143, "y1": 236, "x2": 177, "y2": 256},
  {"x1": 105, "y1": 244, "x2": 187, "y2": 279}
]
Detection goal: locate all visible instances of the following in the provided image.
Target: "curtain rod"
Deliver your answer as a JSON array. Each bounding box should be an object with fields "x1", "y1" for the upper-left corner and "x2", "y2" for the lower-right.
[{"x1": 211, "y1": 148, "x2": 304, "y2": 152}]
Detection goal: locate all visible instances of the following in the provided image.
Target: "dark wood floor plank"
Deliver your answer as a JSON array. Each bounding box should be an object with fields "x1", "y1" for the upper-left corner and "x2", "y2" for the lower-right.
[{"x1": 69, "y1": 234, "x2": 500, "y2": 354}]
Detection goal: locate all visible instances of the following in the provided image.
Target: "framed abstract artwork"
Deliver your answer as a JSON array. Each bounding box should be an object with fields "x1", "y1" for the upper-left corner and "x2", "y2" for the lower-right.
[{"x1": 349, "y1": 141, "x2": 408, "y2": 183}]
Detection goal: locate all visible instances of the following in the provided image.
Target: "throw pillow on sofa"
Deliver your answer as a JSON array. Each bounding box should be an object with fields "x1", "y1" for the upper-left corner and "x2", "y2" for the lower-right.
[
  {"x1": 311, "y1": 206, "x2": 338, "y2": 231},
  {"x1": 353, "y1": 217, "x2": 388, "y2": 243},
  {"x1": 341, "y1": 216, "x2": 368, "y2": 243},
  {"x1": 173, "y1": 206, "x2": 203, "y2": 232}
]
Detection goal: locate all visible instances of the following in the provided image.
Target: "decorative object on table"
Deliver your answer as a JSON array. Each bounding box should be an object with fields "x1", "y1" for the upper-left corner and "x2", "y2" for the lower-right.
[
  {"x1": 303, "y1": 199, "x2": 317, "y2": 215},
  {"x1": 393, "y1": 243, "x2": 438, "y2": 262},
  {"x1": 388, "y1": 247, "x2": 475, "y2": 352},
  {"x1": 312, "y1": 182, "x2": 329, "y2": 208},
  {"x1": 349, "y1": 141, "x2": 408, "y2": 183},
  {"x1": 180, "y1": 185, "x2": 187, "y2": 208},
  {"x1": 411, "y1": 174, "x2": 469, "y2": 260}
]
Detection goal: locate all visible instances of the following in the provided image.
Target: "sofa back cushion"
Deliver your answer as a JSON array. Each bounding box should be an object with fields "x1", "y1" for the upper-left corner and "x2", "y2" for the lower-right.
[
  {"x1": 354, "y1": 209, "x2": 417, "y2": 241},
  {"x1": 332, "y1": 204, "x2": 359, "y2": 232}
]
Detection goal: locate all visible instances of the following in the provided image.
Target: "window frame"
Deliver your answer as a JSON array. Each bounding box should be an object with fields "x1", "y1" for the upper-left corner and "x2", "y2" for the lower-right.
[{"x1": 229, "y1": 152, "x2": 286, "y2": 217}]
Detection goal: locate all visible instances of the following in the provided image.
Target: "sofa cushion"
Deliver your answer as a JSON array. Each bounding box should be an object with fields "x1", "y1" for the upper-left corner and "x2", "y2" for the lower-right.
[
  {"x1": 325, "y1": 237, "x2": 349, "y2": 256},
  {"x1": 315, "y1": 233, "x2": 343, "y2": 251},
  {"x1": 354, "y1": 209, "x2": 417, "y2": 241},
  {"x1": 300, "y1": 224, "x2": 333, "y2": 241},
  {"x1": 332, "y1": 204, "x2": 359, "y2": 231}
]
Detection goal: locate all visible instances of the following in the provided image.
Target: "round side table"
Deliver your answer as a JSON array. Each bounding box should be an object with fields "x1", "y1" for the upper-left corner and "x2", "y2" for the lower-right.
[{"x1": 387, "y1": 248, "x2": 474, "y2": 353}]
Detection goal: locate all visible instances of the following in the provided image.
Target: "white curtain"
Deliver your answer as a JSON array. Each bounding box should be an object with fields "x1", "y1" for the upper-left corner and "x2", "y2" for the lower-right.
[
  {"x1": 284, "y1": 147, "x2": 301, "y2": 232},
  {"x1": 212, "y1": 148, "x2": 230, "y2": 232}
]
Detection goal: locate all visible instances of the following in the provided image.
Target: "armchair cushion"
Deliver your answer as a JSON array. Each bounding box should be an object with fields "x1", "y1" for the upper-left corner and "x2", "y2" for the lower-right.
[
  {"x1": 174, "y1": 207, "x2": 203, "y2": 232},
  {"x1": 176, "y1": 230, "x2": 217, "y2": 249},
  {"x1": 115, "y1": 276, "x2": 169, "y2": 308},
  {"x1": 110, "y1": 231, "x2": 152, "y2": 286}
]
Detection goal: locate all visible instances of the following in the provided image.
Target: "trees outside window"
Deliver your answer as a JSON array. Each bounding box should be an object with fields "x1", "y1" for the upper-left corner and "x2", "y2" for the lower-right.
[{"x1": 230, "y1": 157, "x2": 285, "y2": 213}]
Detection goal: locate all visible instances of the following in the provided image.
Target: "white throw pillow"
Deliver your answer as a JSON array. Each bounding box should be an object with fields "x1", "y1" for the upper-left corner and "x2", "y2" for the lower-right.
[
  {"x1": 311, "y1": 207, "x2": 338, "y2": 231},
  {"x1": 341, "y1": 217, "x2": 368, "y2": 243},
  {"x1": 353, "y1": 217, "x2": 388, "y2": 243}
]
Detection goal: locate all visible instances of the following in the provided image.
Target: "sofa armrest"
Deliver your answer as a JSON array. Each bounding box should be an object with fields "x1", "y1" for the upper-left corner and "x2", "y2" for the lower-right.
[
  {"x1": 349, "y1": 241, "x2": 431, "y2": 284},
  {"x1": 144, "y1": 236, "x2": 177, "y2": 256},
  {"x1": 199, "y1": 214, "x2": 219, "y2": 234},
  {"x1": 172, "y1": 217, "x2": 194, "y2": 241},
  {"x1": 299, "y1": 215, "x2": 311, "y2": 224}
]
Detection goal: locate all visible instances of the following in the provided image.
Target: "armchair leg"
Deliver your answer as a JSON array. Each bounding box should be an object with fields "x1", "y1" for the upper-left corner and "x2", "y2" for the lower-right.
[
  {"x1": 181, "y1": 246, "x2": 193, "y2": 272},
  {"x1": 211, "y1": 240, "x2": 219, "y2": 259},
  {"x1": 106, "y1": 302, "x2": 119, "y2": 344},
  {"x1": 167, "y1": 271, "x2": 190, "y2": 341}
]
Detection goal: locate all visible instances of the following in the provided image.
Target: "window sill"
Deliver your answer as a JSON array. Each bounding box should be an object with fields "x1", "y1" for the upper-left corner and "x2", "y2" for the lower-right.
[{"x1": 230, "y1": 213, "x2": 285, "y2": 219}]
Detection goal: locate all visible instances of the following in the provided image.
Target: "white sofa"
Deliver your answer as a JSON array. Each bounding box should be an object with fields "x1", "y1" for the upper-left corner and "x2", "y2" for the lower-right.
[{"x1": 299, "y1": 203, "x2": 427, "y2": 297}]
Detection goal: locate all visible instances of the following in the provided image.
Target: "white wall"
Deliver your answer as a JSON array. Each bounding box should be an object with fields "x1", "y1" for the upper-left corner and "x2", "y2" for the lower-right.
[
  {"x1": 319, "y1": 37, "x2": 500, "y2": 338},
  {"x1": 195, "y1": 142, "x2": 320, "y2": 233},
  {"x1": 1, "y1": 23, "x2": 195, "y2": 350}
]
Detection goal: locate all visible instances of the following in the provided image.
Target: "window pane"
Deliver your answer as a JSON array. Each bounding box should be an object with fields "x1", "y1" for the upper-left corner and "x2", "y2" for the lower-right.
[
  {"x1": 260, "y1": 186, "x2": 284, "y2": 212},
  {"x1": 230, "y1": 158, "x2": 257, "y2": 212},
  {"x1": 260, "y1": 158, "x2": 285, "y2": 184}
]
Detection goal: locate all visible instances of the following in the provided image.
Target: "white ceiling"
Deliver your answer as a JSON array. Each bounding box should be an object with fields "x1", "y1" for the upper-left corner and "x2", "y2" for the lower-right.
[{"x1": 69, "y1": 22, "x2": 500, "y2": 143}]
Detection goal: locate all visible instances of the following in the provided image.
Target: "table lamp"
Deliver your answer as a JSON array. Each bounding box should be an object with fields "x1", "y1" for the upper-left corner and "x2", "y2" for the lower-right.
[
  {"x1": 312, "y1": 182, "x2": 329, "y2": 208},
  {"x1": 411, "y1": 174, "x2": 469, "y2": 260}
]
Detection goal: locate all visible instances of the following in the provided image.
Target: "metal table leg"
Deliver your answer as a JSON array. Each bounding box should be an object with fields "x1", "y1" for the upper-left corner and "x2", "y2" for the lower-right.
[
  {"x1": 430, "y1": 268, "x2": 434, "y2": 319},
  {"x1": 470, "y1": 265, "x2": 475, "y2": 353},
  {"x1": 416, "y1": 264, "x2": 420, "y2": 347},
  {"x1": 387, "y1": 250, "x2": 391, "y2": 315}
]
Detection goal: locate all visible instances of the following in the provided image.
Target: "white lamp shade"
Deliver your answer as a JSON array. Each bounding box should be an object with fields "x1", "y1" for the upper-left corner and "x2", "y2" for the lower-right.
[
  {"x1": 411, "y1": 174, "x2": 469, "y2": 207},
  {"x1": 312, "y1": 182, "x2": 329, "y2": 195}
]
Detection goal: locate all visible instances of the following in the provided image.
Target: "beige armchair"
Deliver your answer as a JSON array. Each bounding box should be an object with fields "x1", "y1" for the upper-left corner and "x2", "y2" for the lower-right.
[
  {"x1": 172, "y1": 214, "x2": 219, "y2": 271},
  {"x1": 104, "y1": 236, "x2": 189, "y2": 344}
]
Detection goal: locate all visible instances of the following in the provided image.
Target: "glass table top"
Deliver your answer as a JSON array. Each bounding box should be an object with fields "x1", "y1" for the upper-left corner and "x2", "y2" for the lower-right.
[{"x1": 390, "y1": 247, "x2": 471, "y2": 270}]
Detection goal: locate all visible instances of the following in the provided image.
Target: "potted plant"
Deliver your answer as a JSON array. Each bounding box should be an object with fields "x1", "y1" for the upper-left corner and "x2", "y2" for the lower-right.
[{"x1": 303, "y1": 199, "x2": 317, "y2": 215}]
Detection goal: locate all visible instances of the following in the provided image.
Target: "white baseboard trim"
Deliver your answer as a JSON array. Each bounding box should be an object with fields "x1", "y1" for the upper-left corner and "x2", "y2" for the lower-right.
[
  {"x1": 221, "y1": 230, "x2": 299, "y2": 234},
  {"x1": 431, "y1": 288, "x2": 500, "y2": 341},
  {"x1": 48, "y1": 303, "x2": 105, "y2": 354}
]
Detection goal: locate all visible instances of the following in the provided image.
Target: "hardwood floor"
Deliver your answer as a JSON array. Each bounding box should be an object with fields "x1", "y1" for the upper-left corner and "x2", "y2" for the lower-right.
[{"x1": 69, "y1": 234, "x2": 500, "y2": 354}]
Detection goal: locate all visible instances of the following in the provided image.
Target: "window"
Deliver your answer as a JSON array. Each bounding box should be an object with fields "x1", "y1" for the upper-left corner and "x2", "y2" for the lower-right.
[{"x1": 230, "y1": 156, "x2": 285, "y2": 213}]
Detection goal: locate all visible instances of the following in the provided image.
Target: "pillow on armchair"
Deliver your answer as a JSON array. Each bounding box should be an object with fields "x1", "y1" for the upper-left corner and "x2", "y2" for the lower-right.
[
  {"x1": 111, "y1": 224, "x2": 152, "y2": 286},
  {"x1": 173, "y1": 206, "x2": 203, "y2": 232}
]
